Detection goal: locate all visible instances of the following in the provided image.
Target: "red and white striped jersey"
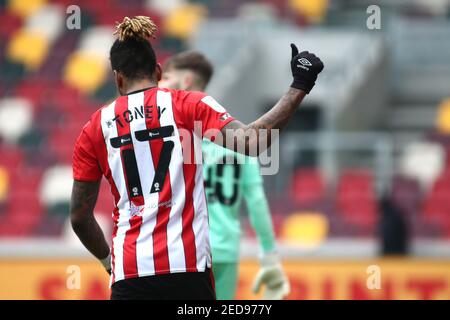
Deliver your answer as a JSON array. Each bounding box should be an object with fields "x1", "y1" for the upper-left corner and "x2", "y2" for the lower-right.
[{"x1": 72, "y1": 87, "x2": 234, "y2": 285}]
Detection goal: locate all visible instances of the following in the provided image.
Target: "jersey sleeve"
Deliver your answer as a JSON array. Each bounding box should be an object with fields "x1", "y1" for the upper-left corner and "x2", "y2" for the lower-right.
[
  {"x1": 73, "y1": 121, "x2": 102, "y2": 182},
  {"x1": 185, "y1": 92, "x2": 234, "y2": 140}
]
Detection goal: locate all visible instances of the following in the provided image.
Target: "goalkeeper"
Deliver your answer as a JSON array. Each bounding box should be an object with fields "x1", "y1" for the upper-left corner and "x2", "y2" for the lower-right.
[{"x1": 159, "y1": 51, "x2": 290, "y2": 300}]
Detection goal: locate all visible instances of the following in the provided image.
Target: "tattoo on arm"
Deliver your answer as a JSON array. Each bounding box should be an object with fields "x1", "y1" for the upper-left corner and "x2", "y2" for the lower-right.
[
  {"x1": 250, "y1": 87, "x2": 306, "y2": 131},
  {"x1": 219, "y1": 88, "x2": 306, "y2": 155},
  {"x1": 70, "y1": 179, "x2": 110, "y2": 260}
]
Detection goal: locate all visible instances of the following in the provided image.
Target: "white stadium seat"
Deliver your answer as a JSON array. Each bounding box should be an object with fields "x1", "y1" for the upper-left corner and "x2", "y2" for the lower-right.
[
  {"x1": 145, "y1": 0, "x2": 186, "y2": 16},
  {"x1": 0, "y1": 97, "x2": 33, "y2": 143},
  {"x1": 39, "y1": 165, "x2": 73, "y2": 206},
  {"x1": 78, "y1": 26, "x2": 116, "y2": 58},
  {"x1": 26, "y1": 4, "x2": 65, "y2": 43},
  {"x1": 399, "y1": 141, "x2": 445, "y2": 191}
]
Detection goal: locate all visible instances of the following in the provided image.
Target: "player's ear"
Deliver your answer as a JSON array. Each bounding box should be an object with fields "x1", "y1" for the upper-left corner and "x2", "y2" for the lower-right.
[{"x1": 155, "y1": 63, "x2": 162, "y2": 82}]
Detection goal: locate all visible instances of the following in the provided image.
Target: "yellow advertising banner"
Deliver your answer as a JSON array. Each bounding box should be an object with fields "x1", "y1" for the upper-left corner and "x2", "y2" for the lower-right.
[
  {"x1": 1, "y1": 259, "x2": 450, "y2": 300},
  {"x1": 237, "y1": 259, "x2": 450, "y2": 300}
]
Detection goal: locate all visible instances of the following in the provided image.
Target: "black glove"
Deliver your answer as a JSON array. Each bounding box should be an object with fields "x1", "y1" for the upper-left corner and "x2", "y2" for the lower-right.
[{"x1": 290, "y1": 43, "x2": 324, "y2": 93}]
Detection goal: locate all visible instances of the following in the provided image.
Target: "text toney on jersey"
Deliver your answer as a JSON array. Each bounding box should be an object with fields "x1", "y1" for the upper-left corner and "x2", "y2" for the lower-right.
[{"x1": 105, "y1": 104, "x2": 166, "y2": 129}]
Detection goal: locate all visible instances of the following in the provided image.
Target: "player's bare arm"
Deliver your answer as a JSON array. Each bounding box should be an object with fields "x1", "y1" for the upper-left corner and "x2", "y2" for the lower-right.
[
  {"x1": 219, "y1": 44, "x2": 323, "y2": 156},
  {"x1": 249, "y1": 87, "x2": 307, "y2": 132},
  {"x1": 221, "y1": 88, "x2": 306, "y2": 155},
  {"x1": 70, "y1": 180, "x2": 110, "y2": 265}
]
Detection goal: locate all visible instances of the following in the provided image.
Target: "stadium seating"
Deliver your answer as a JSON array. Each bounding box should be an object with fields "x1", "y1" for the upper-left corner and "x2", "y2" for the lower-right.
[
  {"x1": 422, "y1": 170, "x2": 450, "y2": 237},
  {"x1": 8, "y1": 0, "x2": 47, "y2": 19},
  {"x1": 0, "y1": 10, "x2": 22, "y2": 40},
  {"x1": 288, "y1": 0, "x2": 329, "y2": 23},
  {"x1": 399, "y1": 141, "x2": 446, "y2": 191},
  {"x1": 63, "y1": 26, "x2": 114, "y2": 93},
  {"x1": 336, "y1": 169, "x2": 379, "y2": 234},
  {"x1": 40, "y1": 165, "x2": 72, "y2": 207},
  {"x1": 280, "y1": 212, "x2": 329, "y2": 247},
  {"x1": 163, "y1": 3, "x2": 207, "y2": 40},
  {"x1": 436, "y1": 98, "x2": 450, "y2": 134},
  {"x1": 7, "y1": 3, "x2": 64, "y2": 72},
  {"x1": 0, "y1": 167, "x2": 9, "y2": 204},
  {"x1": 289, "y1": 168, "x2": 326, "y2": 208},
  {"x1": 0, "y1": 0, "x2": 191, "y2": 237},
  {"x1": 0, "y1": 97, "x2": 33, "y2": 143},
  {"x1": 0, "y1": 0, "x2": 449, "y2": 241},
  {"x1": 146, "y1": 0, "x2": 187, "y2": 16}
]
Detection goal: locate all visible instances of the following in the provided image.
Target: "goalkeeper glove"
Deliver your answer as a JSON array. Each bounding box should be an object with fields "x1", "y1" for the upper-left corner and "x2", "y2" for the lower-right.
[
  {"x1": 99, "y1": 251, "x2": 112, "y2": 275},
  {"x1": 290, "y1": 43, "x2": 324, "y2": 94},
  {"x1": 252, "y1": 252, "x2": 290, "y2": 300}
]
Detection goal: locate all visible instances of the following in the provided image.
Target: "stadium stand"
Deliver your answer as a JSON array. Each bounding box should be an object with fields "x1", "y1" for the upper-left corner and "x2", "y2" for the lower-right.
[
  {"x1": 0, "y1": 0, "x2": 449, "y2": 245},
  {"x1": 398, "y1": 141, "x2": 446, "y2": 191},
  {"x1": 336, "y1": 169, "x2": 379, "y2": 234},
  {"x1": 289, "y1": 168, "x2": 326, "y2": 208}
]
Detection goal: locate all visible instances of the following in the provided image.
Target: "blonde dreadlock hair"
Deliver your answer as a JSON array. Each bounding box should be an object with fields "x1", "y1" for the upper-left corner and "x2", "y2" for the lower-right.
[
  {"x1": 114, "y1": 16, "x2": 158, "y2": 41},
  {"x1": 110, "y1": 16, "x2": 158, "y2": 80}
]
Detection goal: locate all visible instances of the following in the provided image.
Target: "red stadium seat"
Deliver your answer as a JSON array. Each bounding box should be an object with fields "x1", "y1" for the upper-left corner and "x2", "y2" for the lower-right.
[
  {"x1": 52, "y1": 82, "x2": 83, "y2": 112},
  {"x1": 9, "y1": 166, "x2": 42, "y2": 193},
  {"x1": 338, "y1": 196, "x2": 378, "y2": 227},
  {"x1": 0, "y1": 189, "x2": 43, "y2": 237},
  {"x1": 336, "y1": 169, "x2": 379, "y2": 232},
  {"x1": 48, "y1": 125, "x2": 81, "y2": 164},
  {"x1": 0, "y1": 145, "x2": 25, "y2": 170},
  {"x1": 289, "y1": 168, "x2": 325, "y2": 207},
  {"x1": 0, "y1": 11, "x2": 22, "y2": 40},
  {"x1": 13, "y1": 80, "x2": 49, "y2": 109},
  {"x1": 422, "y1": 171, "x2": 450, "y2": 236},
  {"x1": 39, "y1": 32, "x2": 82, "y2": 81},
  {"x1": 338, "y1": 169, "x2": 374, "y2": 193}
]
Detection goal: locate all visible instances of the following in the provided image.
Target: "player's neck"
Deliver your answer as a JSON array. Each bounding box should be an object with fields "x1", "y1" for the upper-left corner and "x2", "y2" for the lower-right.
[{"x1": 124, "y1": 79, "x2": 157, "y2": 95}]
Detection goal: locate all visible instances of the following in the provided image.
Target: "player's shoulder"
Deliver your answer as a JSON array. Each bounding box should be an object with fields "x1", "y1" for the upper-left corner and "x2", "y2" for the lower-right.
[{"x1": 160, "y1": 87, "x2": 207, "y2": 104}]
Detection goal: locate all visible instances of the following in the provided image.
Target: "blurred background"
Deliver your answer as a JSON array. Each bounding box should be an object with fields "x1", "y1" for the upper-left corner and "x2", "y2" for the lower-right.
[{"x1": 1, "y1": 0, "x2": 450, "y2": 299}]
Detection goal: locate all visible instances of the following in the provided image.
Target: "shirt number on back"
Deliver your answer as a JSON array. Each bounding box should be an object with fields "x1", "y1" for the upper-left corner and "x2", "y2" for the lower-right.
[
  {"x1": 204, "y1": 155, "x2": 241, "y2": 206},
  {"x1": 110, "y1": 125, "x2": 174, "y2": 196}
]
